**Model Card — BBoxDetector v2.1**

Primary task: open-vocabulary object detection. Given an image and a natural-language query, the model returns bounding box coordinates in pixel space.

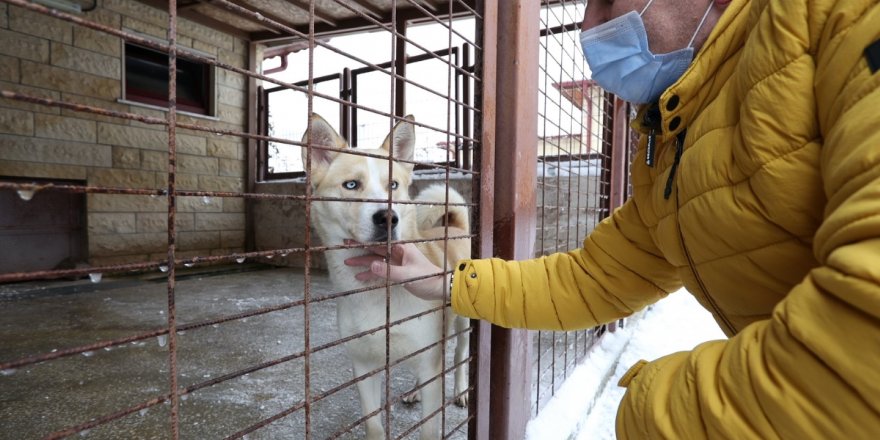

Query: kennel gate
[0,0,635,438]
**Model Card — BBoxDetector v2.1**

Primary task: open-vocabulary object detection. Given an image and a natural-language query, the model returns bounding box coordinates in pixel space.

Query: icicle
[17,189,35,201]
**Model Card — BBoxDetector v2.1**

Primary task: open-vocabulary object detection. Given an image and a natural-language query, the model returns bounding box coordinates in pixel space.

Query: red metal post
[607,96,629,333]
[489,0,540,438]
[609,96,628,212]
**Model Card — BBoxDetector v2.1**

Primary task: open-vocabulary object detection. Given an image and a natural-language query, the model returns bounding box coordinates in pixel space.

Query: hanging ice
[17,189,35,201]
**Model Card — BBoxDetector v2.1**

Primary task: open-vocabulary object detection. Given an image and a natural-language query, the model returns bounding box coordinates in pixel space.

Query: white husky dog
[301,114,470,440]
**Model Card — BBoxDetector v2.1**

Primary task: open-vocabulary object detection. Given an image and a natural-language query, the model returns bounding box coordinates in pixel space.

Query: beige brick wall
[0,2,250,268]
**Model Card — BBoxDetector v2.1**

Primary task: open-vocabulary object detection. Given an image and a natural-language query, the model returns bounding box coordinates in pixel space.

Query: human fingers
[354,268,382,282]
[391,243,425,266]
[368,259,406,282]
[344,239,394,259]
[343,254,384,268]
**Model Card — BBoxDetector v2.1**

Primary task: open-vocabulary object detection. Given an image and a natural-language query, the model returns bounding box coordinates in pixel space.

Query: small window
[124,42,214,115]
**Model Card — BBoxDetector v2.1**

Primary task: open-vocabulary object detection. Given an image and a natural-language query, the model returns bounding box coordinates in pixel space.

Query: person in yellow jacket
[346,0,880,437]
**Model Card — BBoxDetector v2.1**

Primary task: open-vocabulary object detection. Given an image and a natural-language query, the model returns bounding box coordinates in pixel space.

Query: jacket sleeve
[616,3,880,439]
[450,194,682,330]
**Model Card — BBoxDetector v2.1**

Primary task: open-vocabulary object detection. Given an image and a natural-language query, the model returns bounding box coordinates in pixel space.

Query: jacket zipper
[645,104,732,332]
[674,172,737,335]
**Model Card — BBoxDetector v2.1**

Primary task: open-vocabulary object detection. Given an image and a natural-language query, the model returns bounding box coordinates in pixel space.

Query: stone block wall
[0,1,249,267]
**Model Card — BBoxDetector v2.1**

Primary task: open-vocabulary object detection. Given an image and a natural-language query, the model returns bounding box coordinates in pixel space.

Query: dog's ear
[302,114,347,181]
[380,115,415,170]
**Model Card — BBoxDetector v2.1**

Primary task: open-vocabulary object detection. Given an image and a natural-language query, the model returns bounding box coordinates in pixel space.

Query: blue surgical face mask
[580,0,714,104]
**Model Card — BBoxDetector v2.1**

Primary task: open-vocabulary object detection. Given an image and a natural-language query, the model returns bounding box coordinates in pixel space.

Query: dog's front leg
[415,352,443,440]
[352,361,386,440]
[452,315,470,407]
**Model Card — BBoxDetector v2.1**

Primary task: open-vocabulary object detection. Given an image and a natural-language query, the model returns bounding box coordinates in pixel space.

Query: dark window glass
[125,43,211,115]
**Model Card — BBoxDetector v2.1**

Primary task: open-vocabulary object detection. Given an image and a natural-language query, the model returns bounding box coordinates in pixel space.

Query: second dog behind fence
[301,114,470,439]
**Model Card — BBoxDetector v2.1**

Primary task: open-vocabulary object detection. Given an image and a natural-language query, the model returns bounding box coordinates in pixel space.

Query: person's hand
[343,240,448,302]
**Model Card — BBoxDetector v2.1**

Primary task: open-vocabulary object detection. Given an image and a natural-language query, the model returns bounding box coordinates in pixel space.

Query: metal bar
[303,2,316,437]
[0,181,475,208]
[453,47,461,169]
[247,45,261,253]
[0,89,479,172]
[328,0,482,77]
[394,13,408,117]
[280,0,337,26]
[136,0,249,39]
[535,0,551,413]
[490,0,540,437]
[607,95,629,333]
[164,2,181,438]
[0,1,487,438]
[471,0,495,437]
[341,0,384,19]
[609,96,628,211]
[0,243,379,284]
[200,0,282,34]
[462,44,472,170]
[341,67,352,142]
[344,47,476,113]
[384,2,398,434]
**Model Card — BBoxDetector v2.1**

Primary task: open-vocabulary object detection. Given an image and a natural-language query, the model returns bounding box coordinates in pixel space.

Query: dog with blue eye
[301,114,470,440]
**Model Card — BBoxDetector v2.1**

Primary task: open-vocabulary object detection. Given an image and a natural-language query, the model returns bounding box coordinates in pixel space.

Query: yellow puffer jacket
[451,0,880,438]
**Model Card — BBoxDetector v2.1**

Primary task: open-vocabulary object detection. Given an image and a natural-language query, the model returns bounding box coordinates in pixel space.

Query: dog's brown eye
[342,180,359,190]
[390,181,399,190]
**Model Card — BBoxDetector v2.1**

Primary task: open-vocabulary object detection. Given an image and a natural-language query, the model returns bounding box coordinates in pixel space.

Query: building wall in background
[0,1,249,267]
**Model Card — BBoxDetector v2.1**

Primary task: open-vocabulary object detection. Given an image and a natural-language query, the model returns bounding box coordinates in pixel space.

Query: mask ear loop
[639,0,659,16]
[687,2,716,48]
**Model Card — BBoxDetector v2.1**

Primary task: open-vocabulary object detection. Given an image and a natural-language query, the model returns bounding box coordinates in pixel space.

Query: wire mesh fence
[530,0,633,415]
[0,0,481,439]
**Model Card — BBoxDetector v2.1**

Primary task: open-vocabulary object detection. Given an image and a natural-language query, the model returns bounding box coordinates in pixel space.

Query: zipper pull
[663,130,687,200]
[646,128,656,168]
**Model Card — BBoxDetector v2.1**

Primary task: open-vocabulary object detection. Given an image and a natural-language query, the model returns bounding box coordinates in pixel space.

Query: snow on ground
[526,290,727,440]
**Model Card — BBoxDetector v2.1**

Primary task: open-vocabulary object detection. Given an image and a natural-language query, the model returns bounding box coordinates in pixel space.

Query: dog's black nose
[372,209,399,229]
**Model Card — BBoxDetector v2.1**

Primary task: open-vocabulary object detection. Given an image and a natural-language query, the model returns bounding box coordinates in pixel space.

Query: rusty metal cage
[0,0,642,439]
[532,0,607,414]
[0,0,481,438]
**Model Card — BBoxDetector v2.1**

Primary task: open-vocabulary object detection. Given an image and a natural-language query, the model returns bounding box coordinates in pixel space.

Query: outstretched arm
[347,189,682,330]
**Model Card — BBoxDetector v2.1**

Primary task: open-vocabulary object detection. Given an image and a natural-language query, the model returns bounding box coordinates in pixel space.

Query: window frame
[260,46,475,181]
[121,37,217,118]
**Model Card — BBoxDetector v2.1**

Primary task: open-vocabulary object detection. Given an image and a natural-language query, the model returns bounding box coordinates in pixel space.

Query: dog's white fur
[302,114,470,440]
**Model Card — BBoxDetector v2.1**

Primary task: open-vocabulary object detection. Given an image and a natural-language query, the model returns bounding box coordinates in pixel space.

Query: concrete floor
[0,265,469,439]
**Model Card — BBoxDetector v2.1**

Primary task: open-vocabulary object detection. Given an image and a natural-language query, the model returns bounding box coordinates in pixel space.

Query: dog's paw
[401,389,421,404]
